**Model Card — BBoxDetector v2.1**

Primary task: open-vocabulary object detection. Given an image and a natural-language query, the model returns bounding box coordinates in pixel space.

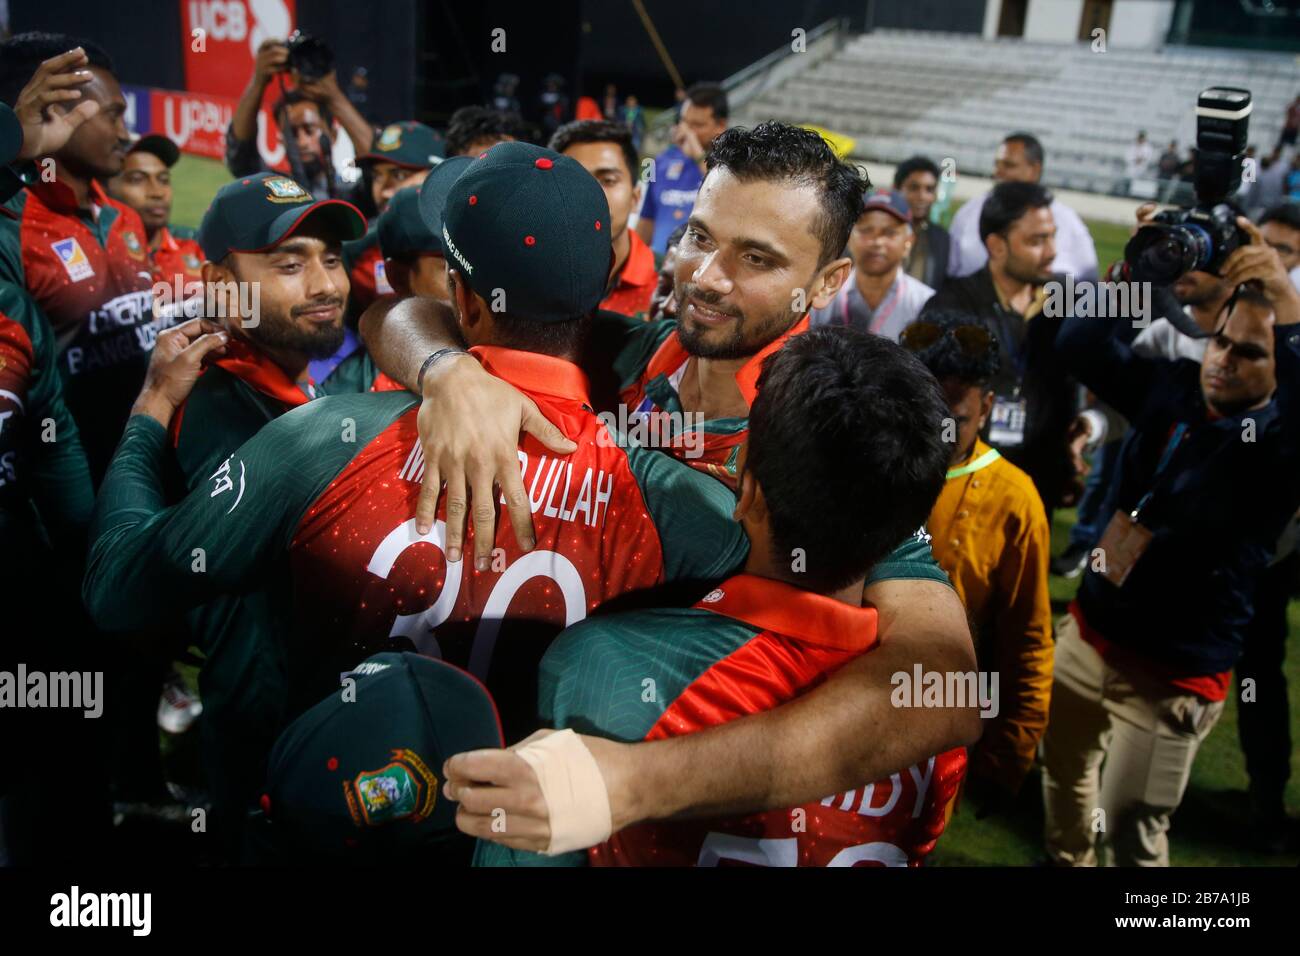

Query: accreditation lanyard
[946,446,1001,481]
[1130,423,1188,523]
[839,273,904,335]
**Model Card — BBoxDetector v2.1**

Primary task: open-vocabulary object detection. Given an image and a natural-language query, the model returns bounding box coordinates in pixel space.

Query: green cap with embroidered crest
[262,651,503,862]
[197,171,367,263]
[358,121,445,169]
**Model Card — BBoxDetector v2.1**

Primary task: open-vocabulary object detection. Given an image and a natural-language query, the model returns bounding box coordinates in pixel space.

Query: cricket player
[358,121,979,846]
[470,328,968,866]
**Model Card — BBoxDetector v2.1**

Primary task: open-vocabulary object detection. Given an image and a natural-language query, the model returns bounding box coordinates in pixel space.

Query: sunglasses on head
[900,320,994,357]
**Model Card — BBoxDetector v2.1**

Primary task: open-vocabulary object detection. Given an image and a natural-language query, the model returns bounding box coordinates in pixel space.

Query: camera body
[285,30,335,83]
[1124,87,1252,284]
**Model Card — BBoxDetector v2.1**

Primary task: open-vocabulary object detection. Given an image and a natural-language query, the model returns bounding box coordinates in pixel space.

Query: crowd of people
[0,28,1297,870]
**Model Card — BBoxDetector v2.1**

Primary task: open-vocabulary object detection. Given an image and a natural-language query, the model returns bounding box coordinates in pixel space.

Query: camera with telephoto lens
[1123,87,1252,284]
[285,31,335,83]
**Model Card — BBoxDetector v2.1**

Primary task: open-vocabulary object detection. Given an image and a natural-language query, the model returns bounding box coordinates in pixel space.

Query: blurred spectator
[648,223,688,322]
[492,73,521,115]
[948,132,1097,281]
[1124,130,1154,180]
[1045,236,1300,865]
[1278,93,1300,153]
[894,155,950,287]
[346,67,369,114]
[901,312,1053,811]
[1245,148,1288,221]
[549,120,655,318]
[810,189,933,340]
[1287,153,1300,200]
[104,134,203,293]
[444,105,521,157]
[636,81,727,256]
[538,72,569,141]
[227,38,375,201]
[574,95,603,121]
[1156,139,1180,179]
[1259,202,1300,292]
[602,83,619,120]
[925,182,1082,513]
[623,94,646,151]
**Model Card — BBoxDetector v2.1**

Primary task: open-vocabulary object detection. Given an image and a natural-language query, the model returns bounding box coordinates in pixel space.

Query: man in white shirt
[948,132,1099,281]
[1125,130,1155,181]
[809,189,934,341]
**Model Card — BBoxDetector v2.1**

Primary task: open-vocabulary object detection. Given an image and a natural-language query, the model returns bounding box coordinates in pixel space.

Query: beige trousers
[1040,614,1225,866]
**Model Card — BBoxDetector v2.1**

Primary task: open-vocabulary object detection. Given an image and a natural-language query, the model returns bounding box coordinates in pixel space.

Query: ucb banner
[180,0,297,100]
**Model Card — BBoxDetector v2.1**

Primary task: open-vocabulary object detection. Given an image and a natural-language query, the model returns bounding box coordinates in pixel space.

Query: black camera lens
[1124,223,1213,284]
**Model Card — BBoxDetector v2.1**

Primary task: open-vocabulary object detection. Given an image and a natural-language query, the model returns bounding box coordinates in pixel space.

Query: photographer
[1042,218,1300,867]
[226,36,375,201]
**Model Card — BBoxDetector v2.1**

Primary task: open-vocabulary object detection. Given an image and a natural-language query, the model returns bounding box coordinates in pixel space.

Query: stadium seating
[736,29,1300,196]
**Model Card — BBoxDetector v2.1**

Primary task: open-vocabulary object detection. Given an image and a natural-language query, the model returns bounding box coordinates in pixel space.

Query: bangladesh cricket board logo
[264,176,309,203]
[122,230,144,259]
[343,748,438,828]
[377,124,403,151]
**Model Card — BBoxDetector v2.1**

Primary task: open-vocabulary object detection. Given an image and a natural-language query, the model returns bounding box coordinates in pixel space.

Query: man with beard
[159,172,364,859]
[105,134,205,295]
[357,123,978,847]
[925,181,1081,512]
[810,188,933,341]
[227,38,374,201]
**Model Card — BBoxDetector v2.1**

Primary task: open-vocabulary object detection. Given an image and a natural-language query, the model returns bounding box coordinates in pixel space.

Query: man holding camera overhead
[225,35,375,202]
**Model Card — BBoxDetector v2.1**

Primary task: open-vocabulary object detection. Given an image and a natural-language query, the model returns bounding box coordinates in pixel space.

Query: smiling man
[105,134,205,293]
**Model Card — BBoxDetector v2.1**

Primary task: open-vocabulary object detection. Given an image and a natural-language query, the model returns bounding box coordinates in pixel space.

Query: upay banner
[123,84,290,171]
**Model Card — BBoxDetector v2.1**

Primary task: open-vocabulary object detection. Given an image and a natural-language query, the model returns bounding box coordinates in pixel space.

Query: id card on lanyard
[989,392,1028,447]
[837,274,903,336]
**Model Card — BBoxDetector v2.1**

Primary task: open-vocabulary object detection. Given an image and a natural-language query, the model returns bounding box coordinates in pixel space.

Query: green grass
[168,161,1297,866]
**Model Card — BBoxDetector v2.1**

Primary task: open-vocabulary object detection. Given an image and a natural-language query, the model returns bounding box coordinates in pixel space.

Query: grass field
[166,155,1298,866]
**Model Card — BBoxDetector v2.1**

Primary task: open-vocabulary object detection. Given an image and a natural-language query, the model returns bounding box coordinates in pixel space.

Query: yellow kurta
[928,438,1054,795]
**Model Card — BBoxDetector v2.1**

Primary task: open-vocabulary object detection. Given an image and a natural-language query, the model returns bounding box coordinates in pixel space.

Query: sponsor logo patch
[51,238,94,282]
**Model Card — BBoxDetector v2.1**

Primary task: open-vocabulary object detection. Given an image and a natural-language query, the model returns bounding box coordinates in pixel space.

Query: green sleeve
[318,347,379,395]
[83,392,416,631]
[624,443,749,582]
[865,529,952,588]
[608,315,675,392]
[0,285,92,549]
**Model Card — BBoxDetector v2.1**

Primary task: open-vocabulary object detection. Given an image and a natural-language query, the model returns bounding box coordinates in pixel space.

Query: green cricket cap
[358,121,445,169]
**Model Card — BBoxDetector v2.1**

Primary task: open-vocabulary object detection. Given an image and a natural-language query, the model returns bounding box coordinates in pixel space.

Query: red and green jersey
[0,281,93,575]
[148,225,204,292]
[613,314,812,490]
[597,229,656,319]
[1,177,157,480]
[85,346,750,736]
[479,573,966,867]
[342,223,391,317]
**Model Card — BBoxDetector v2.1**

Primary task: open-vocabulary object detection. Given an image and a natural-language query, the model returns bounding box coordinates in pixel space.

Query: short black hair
[979,181,1054,243]
[445,106,523,157]
[1003,131,1044,168]
[0,31,114,106]
[706,121,869,269]
[548,119,638,182]
[746,327,949,592]
[1259,201,1300,233]
[447,270,588,358]
[893,155,940,189]
[684,82,728,120]
[273,89,335,131]
[902,311,1001,390]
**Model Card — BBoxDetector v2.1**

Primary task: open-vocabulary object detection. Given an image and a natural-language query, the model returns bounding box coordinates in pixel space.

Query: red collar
[471,345,591,406]
[154,227,179,253]
[612,229,656,291]
[648,314,810,408]
[213,337,315,408]
[28,174,111,216]
[695,573,878,652]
